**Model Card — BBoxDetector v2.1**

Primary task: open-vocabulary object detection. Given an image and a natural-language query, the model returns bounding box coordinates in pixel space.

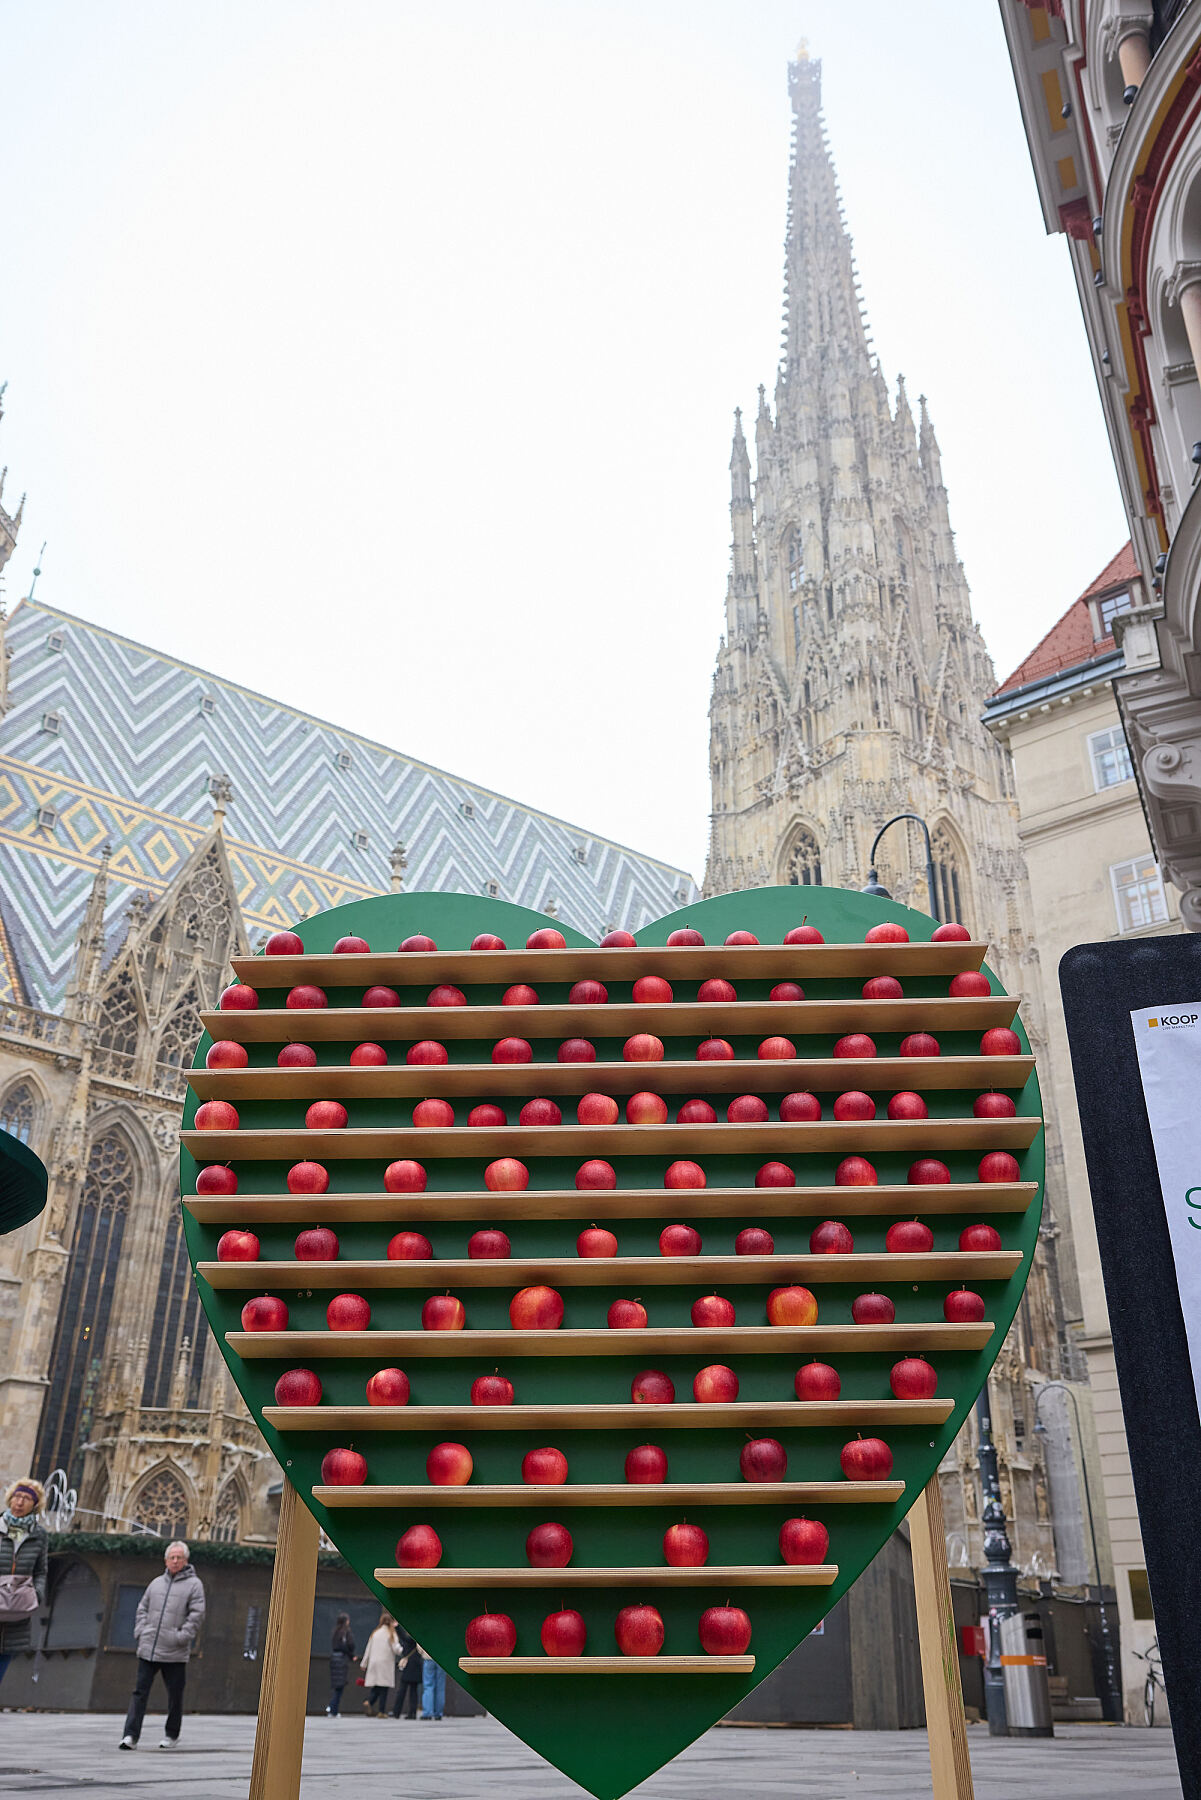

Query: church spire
[918,393,944,487]
[727,409,757,635]
[782,54,871,384]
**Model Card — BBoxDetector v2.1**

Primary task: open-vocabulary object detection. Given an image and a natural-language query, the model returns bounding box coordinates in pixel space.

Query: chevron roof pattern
[0,603,697,1012]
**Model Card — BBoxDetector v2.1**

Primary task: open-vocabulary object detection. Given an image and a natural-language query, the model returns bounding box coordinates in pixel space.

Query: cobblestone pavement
[0,1712,1183,1798]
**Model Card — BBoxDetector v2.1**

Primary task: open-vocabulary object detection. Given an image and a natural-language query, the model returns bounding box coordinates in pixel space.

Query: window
[485,880,499,898]
[353,829,369,851]
[931,827,968,929]
[573,846,588,864]
[1095,590,1132,639]
[211,1478,243,1543]
[460,801,474,819]
[1089,724,1133,790]
[36,805,58,831]
[336,750,352,771]
[785,829,822,888]
[41,711,61,734]
[787,530,804,593]
[199,694,217,716]
[47,631,64,653]
[131,1467,189,1540]
[0,1082,37,1145]
[142,1210,205,1410]
[1111,857,1168,932]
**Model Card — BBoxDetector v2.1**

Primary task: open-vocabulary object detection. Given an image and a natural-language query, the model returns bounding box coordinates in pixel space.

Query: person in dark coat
[390,1628,423,1719]
[326,1614,355,1718]
[118,1542,206,1750]
[0,1478,49,1689]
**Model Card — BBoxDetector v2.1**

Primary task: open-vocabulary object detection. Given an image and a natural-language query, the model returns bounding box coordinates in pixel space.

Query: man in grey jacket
[118,1542,206,1750]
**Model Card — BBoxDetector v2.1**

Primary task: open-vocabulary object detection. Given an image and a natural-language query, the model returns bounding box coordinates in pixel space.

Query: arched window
[131,1467,189,1540]
[142,1208,205,1410]
[932,827,968,929]
[211,1478,243,1544]
[155,983,203,1092]
[787,530,805,593]
[36,1132,134,1480]
[95,971,140,1077]
[0,1081,37,1145]
[785,829,823,888]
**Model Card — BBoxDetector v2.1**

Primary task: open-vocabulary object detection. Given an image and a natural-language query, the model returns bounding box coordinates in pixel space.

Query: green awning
[0,1129,48,1234]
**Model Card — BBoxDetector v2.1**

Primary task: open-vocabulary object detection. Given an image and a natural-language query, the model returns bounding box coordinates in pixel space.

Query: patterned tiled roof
[0,602,698,1012]
[993,544,1139,695]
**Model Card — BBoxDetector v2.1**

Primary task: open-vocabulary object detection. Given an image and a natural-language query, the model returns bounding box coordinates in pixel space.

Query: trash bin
[1000,1612,1054,1737]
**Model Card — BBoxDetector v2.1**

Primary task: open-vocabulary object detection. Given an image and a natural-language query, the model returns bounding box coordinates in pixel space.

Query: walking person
[421,1648,447,1721]
[390,1628,422,1719]
[118,1541,206,1751]
[0,1478,49,1692]
[359,1611,398,1717]
[326,1613,355,1719]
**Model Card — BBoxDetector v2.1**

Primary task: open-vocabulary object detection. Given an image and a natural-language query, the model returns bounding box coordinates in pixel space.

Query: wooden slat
[233,1321,993,1359]
[458,1654,756,1674]
[186,1054,1034,1103]
[263,1398,953,1431]
[185,1180,1039,1226]
[374,1563,837,1588]
[313,1479,905,1508]
[198,995,1018,1045]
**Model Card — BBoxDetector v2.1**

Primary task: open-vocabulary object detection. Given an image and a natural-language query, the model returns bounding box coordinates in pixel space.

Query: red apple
[865,922,908,944]
[886,1219,934,1252]
[697,977,736,1003]
[633,975,673,1003]
[900,1033,940,1058]
[464,1612,515,1655]
[624,1033,665,1062]
[502,983,539,1006]
[558,1038,597,1062]
[833,1091,875,1121]
[471,932,506,951]
[974,1092,1017,1119]
[608,1298,648,1328]
[615,1605,664,1656]
[468,1103,508,1128]
[569,978,608,1004]
[493,1037,533,1063]
[696,1038,735,1060]
[908,1159,951,1186]
[526,1521,573,1567]
[677,1098,717,1123]
[754,1162,795,1191]
[220,983,258,1010]
[932,922,971,941]
[541,1609,586,1655]
[305,1100,348,1130]
[863,976,903,1000]
[771,981,805,1001]
[274,1367,320,1405]
[944,1288,986,1321]
[217,1229,260,1262]
[422,1295,466,1330]
[413,1098,455,1127]
[950,971,991,998]
[349,1042,387,1067]
[522,1446,569,1484]
[699,1605,751,1655]
[780,1092,822,1121]
[527,927,566,949]
[296,1227,339,1260]
[981,1027,1022,1056]
[664,1522,709,1566]
[979,1151,1021,1182]
[266,930,304,955]
[576,1159,616,1190]
[407,1040,448,1065]
[333,934,371,954]
[841,1436,894,1480]
[664,1162,706,1191]
[794,1361,840,1400]
[510,1286,565,1329]
[361,984,400,1008]
[400,935,437,953]
[427,1442,473,1485]
[427,984,466,1007]
[784,924,824,944]
[887,1091,928,1120]
[735,1227,774,1255]
[632,1369,675,1403]
[810,1220,854,1254]
[667,926,705,946]
[627,1092,669,1124]
[242,1295,288,1331]
[206,1039,249,1070]
[660,1223,702,1255]
[196,1165,238,1194]
[578,1093,620,1124]
[890,1357,938,1398]
[366,1367,411,1406]
[327,1292,370,1331]
[767,1285,819,1325]
[384,1159,427,1192]
[960,1222,1003,1251]
[469,1229,512,1258]
[287,1160,329,1194]
[691,1293,736,1327]
[725,929,759,946]
[485,1158,529,1192]
[780,1517,830,1564]
[851,1292,896,1323]
[471,1372,515,1405]
[835,1157,877,1187]
[740,1437,787,1482]
[321,1447,367,1485]
[397,1524,442,1567]
[625,1444,668,1483]
[728,1094,769,1122]
[601,930,637,947]
[693,1363,739,1402]
[388,1231,433,1260]
[578,1225,618,1257]
[288,984,329,1009]
[834,1033,877,1058]
[195,1099,239,1131]
[759,1035,796,1060]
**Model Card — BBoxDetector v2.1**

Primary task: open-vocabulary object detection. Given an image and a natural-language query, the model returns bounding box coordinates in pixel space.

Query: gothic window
[95,971,140,1076]
[211,1478,243,1543]
[0,1081,36,1145]
[35,1132,134,1481]
[787,530,804,593]
[931,828,968,929]
[131,1467,189,1540]
[785,829,823,888]
[142,1207,205,1410]
[155,983,203,1089]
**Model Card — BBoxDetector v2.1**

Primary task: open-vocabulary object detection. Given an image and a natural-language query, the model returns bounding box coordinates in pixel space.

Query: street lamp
[1033,1381,1122,1722]
[976,1381,1019,1735]
[860,814,940,922]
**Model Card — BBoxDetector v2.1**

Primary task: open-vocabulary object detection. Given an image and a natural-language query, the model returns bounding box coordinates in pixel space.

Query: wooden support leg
[249,1479,320,1800]
[909,1479,975,1800]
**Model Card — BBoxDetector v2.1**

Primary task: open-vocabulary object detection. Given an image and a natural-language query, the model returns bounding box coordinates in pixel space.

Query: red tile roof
[993,543,1138,695]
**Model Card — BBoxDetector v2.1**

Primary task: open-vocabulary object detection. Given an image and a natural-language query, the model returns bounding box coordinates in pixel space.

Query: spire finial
[26,542,45,600]
[209,772,233,831]
[390,840,408,892]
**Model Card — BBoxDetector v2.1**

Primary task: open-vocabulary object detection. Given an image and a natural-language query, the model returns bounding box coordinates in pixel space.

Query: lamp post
[976,1381,1019,1735]
[1033,1381,1122,1722]
[860,814,940,922]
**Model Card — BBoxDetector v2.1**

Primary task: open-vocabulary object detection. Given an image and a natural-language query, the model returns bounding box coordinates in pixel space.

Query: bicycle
[1132,1640,1164,1726]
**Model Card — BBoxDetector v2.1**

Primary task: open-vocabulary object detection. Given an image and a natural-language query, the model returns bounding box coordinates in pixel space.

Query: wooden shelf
[458,1654,756,1674]
[182,1115,1040,1163]
[186,1053,1034,1104]
[206,1249,1020,1293]
[374,1564,837,1589]
[313,1479,906,1508]
[197,995,1019,1045]
[262,1398,953,1431]
[233,942,987,988]
[231,1320,994,1360]
[186,1180,1039,1226]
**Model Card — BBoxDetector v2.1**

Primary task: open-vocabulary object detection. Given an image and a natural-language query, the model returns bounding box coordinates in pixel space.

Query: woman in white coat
[359,1612,399,1717]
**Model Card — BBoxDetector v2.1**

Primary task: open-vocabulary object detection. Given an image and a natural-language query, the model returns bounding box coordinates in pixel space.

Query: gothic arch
[93,967,144,1078]
[778,823,823,888]
[154,979,204,1091]
[930,819,973,930]
[128,1461,193,1540]
[0,1069,50,1148]
[211,1474,246,1543]
[142,1181,206,1412]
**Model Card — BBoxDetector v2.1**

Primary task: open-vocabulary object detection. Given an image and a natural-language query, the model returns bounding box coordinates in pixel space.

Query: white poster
[1130,1003,1201,1408]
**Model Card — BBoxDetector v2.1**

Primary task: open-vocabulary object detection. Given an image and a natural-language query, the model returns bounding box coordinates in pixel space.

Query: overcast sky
[0,1,1127,881]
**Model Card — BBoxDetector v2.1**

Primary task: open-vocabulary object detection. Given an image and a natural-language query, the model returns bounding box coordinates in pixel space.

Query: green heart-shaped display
[181,885,1042,1799]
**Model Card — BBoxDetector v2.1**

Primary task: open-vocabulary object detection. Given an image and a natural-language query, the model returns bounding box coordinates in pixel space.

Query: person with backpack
[326,1613,355,1718]
[0,1478,49,1690]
